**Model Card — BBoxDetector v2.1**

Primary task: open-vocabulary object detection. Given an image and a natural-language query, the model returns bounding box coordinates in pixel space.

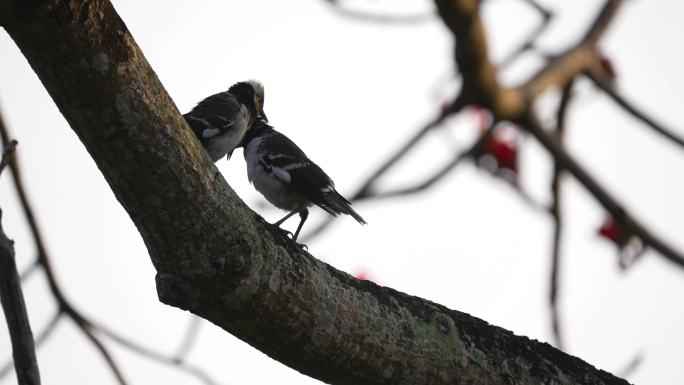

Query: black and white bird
[184,80,266,161]
[241,118,366,241]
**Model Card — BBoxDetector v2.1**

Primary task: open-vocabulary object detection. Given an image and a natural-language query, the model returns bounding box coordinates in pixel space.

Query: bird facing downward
[241,118,366,241]
[184,80,266,162]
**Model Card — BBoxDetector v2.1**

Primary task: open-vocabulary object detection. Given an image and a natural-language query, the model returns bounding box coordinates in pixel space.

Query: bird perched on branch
[184,80,266,161]
[241,118,366,241]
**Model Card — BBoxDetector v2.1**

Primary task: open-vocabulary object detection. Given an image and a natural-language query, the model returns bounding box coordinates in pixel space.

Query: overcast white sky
[1,0,684,384]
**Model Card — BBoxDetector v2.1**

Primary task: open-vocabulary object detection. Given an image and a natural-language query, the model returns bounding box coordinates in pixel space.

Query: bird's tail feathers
[323,190,367,225]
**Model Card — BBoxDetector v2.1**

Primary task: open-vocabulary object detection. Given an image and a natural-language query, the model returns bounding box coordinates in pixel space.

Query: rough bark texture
[0,0,630,384]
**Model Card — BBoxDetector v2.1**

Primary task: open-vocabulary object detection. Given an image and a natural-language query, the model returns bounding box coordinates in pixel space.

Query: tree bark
[0,1,629,384]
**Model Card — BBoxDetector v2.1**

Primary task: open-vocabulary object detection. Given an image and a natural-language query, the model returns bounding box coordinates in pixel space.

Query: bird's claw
[272,225,293,239]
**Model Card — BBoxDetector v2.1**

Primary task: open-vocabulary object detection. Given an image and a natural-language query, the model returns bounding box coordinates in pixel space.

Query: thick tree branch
[434,0,524,118]
[0,0,631,384]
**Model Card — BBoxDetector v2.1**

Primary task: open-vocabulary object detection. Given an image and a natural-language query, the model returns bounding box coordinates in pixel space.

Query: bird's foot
[271,225,293,239]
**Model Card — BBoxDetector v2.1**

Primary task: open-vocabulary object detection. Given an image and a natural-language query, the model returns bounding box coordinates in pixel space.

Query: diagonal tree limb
[586,70,684,149]
[302,100,465,240]
[0,0,630,384]
[363,139,473,201]
[520,114,684,268]
[355,98,466,200]
[92,320,219,385]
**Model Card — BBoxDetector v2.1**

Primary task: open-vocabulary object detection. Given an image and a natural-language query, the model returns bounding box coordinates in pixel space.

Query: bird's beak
[226,150,234,160]
[260,110,268,122]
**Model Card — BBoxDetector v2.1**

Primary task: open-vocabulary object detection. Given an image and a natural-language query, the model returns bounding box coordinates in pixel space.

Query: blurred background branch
[0,139,41,385]
[1,0,681,383]
[0,110,218,385]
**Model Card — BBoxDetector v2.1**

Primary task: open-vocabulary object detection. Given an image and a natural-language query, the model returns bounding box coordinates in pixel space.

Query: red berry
[599,55,617,78]
[486,134,518,174]
[598,218,622,243]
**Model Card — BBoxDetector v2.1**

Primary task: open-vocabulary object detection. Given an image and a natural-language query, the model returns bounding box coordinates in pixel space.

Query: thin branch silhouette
[324,0,434,24]
[549,80,575,350]
[0,310,60,380]
[498,0,553,69]
[520,114,684,267]
[0,139,41,385]
[0,109,218,385]
[587,70,684,149]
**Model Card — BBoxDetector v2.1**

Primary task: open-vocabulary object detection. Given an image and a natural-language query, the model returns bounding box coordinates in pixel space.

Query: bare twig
[93,321,219,385]
[367,122,492,200]
[0,311,61,380]
[498,0,553,69]
[324,0,434,24]
[75,319,128,385]
[522,0,625,102]
[0,112,128,385]
[173,315,202,362]
[356,100,465,200]
[366,145,472,201]
[1,108,212,385]
[586,71,684,149]
[302,99,465,240]
[19,260,40,282]
[520,0,550,16]
[549,80,575,350]
[0,140,17,176]
[520,114,684,268]
[616,352,643,379]
[0,137,41,385]
[0,142,42,384]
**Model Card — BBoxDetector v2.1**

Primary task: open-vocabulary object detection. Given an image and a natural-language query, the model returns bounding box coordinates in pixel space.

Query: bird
[184,80,266,162]
[241,117,366,241]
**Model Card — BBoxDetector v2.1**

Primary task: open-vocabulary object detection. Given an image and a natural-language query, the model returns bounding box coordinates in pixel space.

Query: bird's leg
[268,210,299,239]
[275,210,298,226]
[292,209,309,242]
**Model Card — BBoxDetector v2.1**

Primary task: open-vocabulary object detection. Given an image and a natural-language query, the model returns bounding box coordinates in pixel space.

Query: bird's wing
[259,133,337,208]
[259,131,367,224]
[183,93,245,139]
